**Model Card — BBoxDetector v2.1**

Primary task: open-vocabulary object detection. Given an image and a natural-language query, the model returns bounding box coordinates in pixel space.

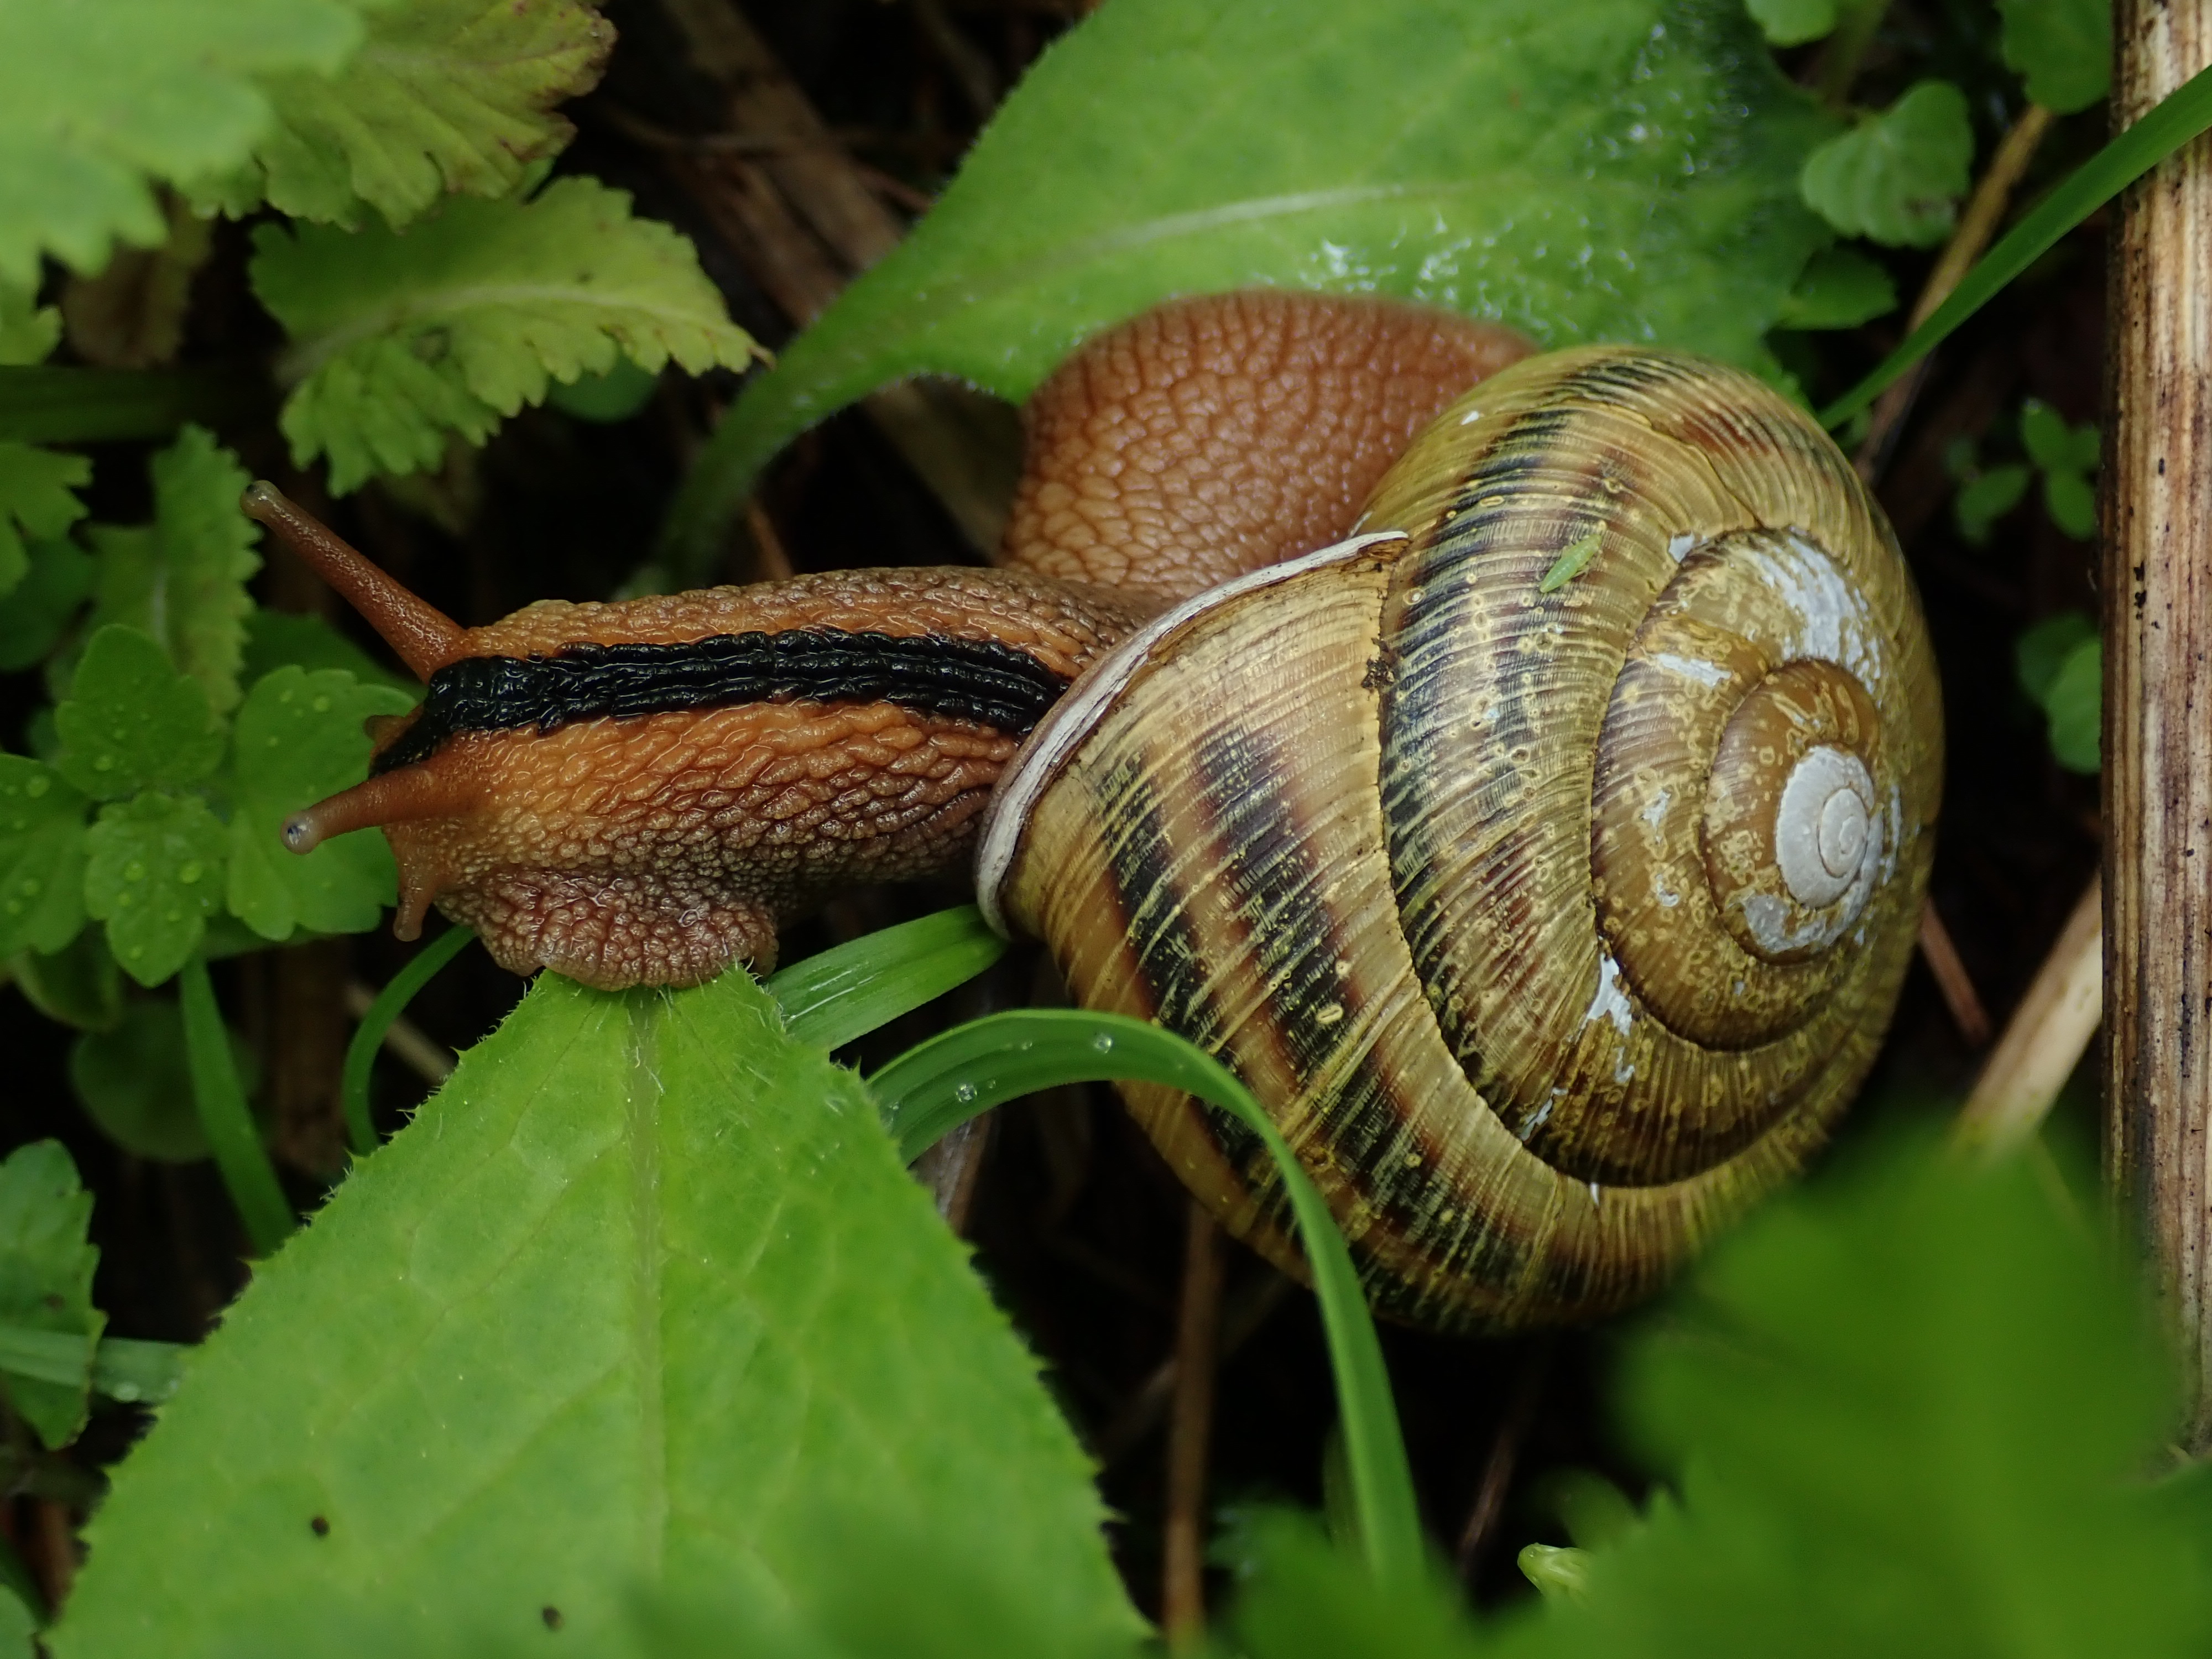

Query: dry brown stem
[1162,1203,1225,1646]
[1954,873,2101,1154]
[1918,902,1994,1048]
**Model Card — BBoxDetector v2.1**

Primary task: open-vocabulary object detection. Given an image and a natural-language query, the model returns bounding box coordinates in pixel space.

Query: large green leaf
[0,755,89,957]
[0,441,88,601]
[0,0,360,286]
[664,0,1836,572]
[0,1141,103,1451]
[51,970,1142,1657]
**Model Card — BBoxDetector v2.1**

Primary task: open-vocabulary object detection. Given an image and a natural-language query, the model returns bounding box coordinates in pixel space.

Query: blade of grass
[0,1327,183,1406]
[764,905,1006,1050]
[1820,61,2212,429]
[341,925,474,1157]
[869,1008,1424,1587]
[178,954,293,1256]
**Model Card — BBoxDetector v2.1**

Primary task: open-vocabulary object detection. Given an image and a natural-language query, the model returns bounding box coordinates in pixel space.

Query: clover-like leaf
[53,627,225,800]
[225,667,415,941]
[0,0,361,287]
[253,174,765,492]
[2000,0,2112,114]
[0,756,90,959]
[239,608,416,695]
[84,790,229,987]
[0,1141,103,1451]
[665,0,1837,571]
[1746,0,1838,45]
[1800,80,1974,248]
[0,537,96,672]
[1775,245,1898,329]
[1955,461,2031,544]
[2041,634,2101,771]
[52,970,1141,1656]
[245,0,615,231]
[0,443,90,601]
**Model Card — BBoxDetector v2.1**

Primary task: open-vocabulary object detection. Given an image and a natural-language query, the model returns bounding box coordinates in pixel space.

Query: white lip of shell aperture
[972,531,1410,940]
[1773,745,1879,914]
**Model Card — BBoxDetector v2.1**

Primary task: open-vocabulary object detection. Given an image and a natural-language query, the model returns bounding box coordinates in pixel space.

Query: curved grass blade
[0,1327,182,1406]
[869,1008,1423,1587]
[1820,61,2212,429]
[341,925,473,1157]
[764,905,1006,1051]
[178,956,291,1256]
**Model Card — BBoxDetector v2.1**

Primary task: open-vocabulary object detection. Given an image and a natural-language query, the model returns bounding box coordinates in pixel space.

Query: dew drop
[1091,1031,1115,1053]
[953,1082,977,1104]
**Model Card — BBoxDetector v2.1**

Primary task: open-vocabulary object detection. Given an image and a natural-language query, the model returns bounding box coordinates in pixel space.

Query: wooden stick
[1161,1203,1225,1647]
[2106,0,2212,1447]
[1953,874,2101,1154]
[1917,901,1994,1048]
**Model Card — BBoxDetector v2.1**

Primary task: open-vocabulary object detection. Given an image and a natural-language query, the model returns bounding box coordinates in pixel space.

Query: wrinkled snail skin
[977,345,1941,1332]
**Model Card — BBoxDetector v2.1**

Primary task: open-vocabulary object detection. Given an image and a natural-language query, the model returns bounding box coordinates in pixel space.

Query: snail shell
[976,345,1940,1331]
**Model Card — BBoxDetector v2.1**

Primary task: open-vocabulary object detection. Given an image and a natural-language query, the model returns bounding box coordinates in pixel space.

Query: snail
[249,289,1941,1331]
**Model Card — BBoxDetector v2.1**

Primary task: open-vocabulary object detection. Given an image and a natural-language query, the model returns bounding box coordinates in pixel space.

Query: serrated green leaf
[2015,609,2095,703]
[1774,244,1898,328]
[53,626,225,800]
[0,442,90,600]
[246,0,614,230]
[254,175,764,493]
[1745,0,1838,45]
[2044,635,2101,771]
[1800,80,1974,248]
[665,0,1837,572]
[240,607,418,696]
[0,281,59,367]
[2000,0,2111,114]
[0,1141,103,1451]
[0,756,89,958]
[51,969,1141,1657]
[69,997,215,1164]
[1954,461,2030,544]
[84,791,229,986]
[0,537,94,672]
[81,426,262,712]
[0,0,362,288]
[225,666,414,940]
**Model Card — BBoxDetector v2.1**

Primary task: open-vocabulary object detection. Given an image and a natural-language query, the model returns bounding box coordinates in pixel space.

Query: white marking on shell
[1640,787,1671,831]
[1582,952,1634,1036]
[1651,651,1730,687]
[1588,1181,1604,1209]
[1776,747,1875,909]
[1745,534,1885,683]
[1667,532,1699,562]
[1458,405,1485,425]
[1653,875,1681,907]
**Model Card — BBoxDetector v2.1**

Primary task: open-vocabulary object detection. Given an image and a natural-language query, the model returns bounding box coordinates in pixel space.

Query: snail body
[255,290,1939,1331]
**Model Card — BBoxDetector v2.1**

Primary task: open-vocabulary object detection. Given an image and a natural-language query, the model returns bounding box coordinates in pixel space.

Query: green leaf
[8,931,124,1032]
[1954,461,2030,544]
[0,756,89,958]
[2043,634,2101,771]
[1800,80,1974,248]
[1225,1510,1481,1659]
[2000,0,2112,114]
[2043,467,2098,540]
[547,356,658,423]
[84,791,229,987]
[0,536,95,671]
[1773,244,1898,328]
[239,607,418,696]
[50,970,1141,1657]
[180,953,294,1256]
[0,0,362,287]
[0,281,59,367]
[86,426,265,713]
[2015,610,2095,704]
[225,666,415,941]
[0,441,90,600]
[240,0,614,231]
[764,905,1007,1051]
[341,925,472,1156]
[2020,397,2073,469]
[0,1583,32,1653]
[253,175,765,493]
[53,626,225,800]
[664,0,1837,573]
[1745,0,1837,44]
[69,997,216,1164]
[1490,1138,2201,1659]
[0,1141,103,1451]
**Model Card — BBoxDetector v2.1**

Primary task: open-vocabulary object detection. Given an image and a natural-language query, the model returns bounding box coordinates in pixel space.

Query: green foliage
[8,931,123,1032]
[239,0,614,230]
[254,174,765,492]
[225,667,413,940]
[0,0,361,286]
[2017,612,2101,773]
[1745,0,1837,47]
[2020,397,2101,539]
[0,1141,102,1451]
[666,0,1838,571]
[1953,460,2032,543]
[69,997,217,1163]
[1800,80,1974,247]
[1223,1510,1480,1659]
[2000,0,2112,114]
[0,538,95,672]
[51,971,1142,1657]
[0,442,90,600]
[0,281,60,366]
[239,607,415,696]
[0,756,89,957]
[53,627,225,800]
[764,905,1007,1050]
[1775,245,1897,328]
[86,426,263,712]
[84,790,229,987]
